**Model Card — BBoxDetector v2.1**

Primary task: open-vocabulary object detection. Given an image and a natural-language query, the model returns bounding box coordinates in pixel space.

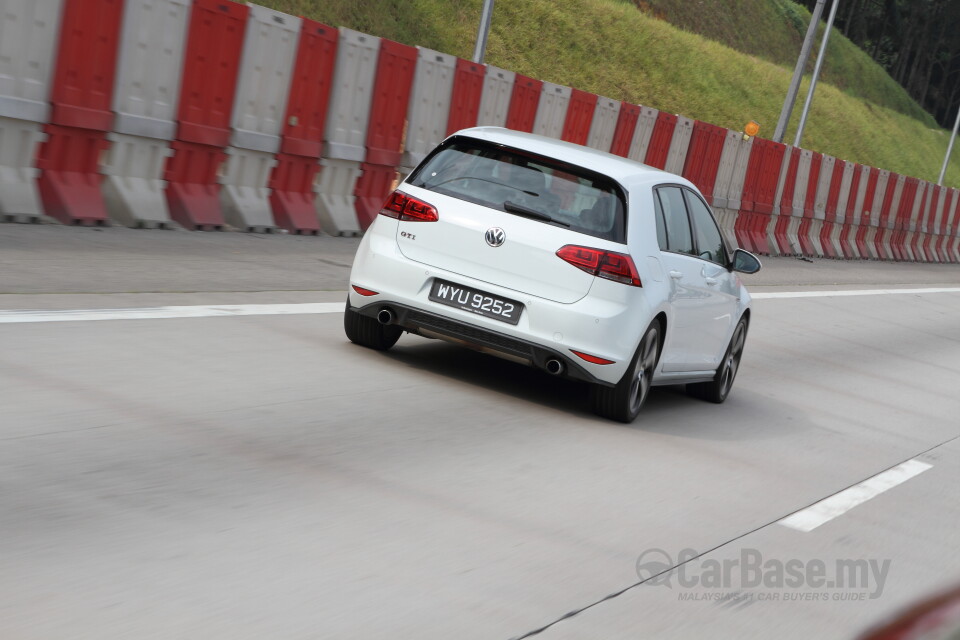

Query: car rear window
[407,137,627,243]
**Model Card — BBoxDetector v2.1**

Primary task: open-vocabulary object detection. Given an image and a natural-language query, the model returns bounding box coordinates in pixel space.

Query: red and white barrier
[863,169,890,259]
[853,167,877,258]
[736,138,784,255]
[874,173,902,260]
[683,121,727,206]
[828,160,854,257]
[356,40,417,229]
[219,5,300,233]
[626,106,659,165]
[806,154,833,257]
[316,28,379,236]
[681,120,731,244]
[644,111,677,170]
[938,189,959,262]
[609,102,640,158]
[801,152,822,256]
[933,188,953,262]
[840,163,869,258]
[102,0,190,229]
[759,141,788,255]
[948,190,960,262]
[586,97,620,152]
[560,88,597,146]
[818,156,844,257]
[446,58,485,135]
[892,177,917,261]
[476,65,515,128]
[3,0,959,262]
[784,149,812,255]
[903,180,924,261]
[37,0,124,227]
[664,116,693,176]
[165,0,248,231]
[771,147,799,254]
[533,82,571,140]
[505,74,541,133]
[402,47,455,171]
[0,0,63,223]
[269,19,338,235]
[913,182,929,261]
[921,185,945,262]
[713,130,751,250]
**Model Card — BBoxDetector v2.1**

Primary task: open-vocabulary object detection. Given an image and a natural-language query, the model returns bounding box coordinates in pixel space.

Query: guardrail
[0,0,957,261]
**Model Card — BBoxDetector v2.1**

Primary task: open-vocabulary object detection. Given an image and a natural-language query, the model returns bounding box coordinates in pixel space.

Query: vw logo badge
[485,227,506,247]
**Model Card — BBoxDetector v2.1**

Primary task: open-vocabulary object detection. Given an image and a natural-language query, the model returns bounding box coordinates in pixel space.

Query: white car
[345,127,761,422]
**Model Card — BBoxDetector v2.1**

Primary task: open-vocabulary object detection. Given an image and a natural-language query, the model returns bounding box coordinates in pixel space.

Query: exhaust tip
[377,308,395,325]
[545,358,565,376]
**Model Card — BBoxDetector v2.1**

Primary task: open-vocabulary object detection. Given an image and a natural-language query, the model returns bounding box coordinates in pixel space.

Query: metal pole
[794,0,840,147]
[472,0,495,64]
[773,0,826,143]
[938,102,960,185]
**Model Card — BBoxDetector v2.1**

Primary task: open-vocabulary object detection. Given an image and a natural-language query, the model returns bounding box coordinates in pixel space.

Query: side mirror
[731,248,762,274]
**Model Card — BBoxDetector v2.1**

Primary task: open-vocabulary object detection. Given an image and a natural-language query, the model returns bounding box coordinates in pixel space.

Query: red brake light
[570,350,616,365]
[352,285,379,296]
[556,245,642,287]
[380,190,438,222]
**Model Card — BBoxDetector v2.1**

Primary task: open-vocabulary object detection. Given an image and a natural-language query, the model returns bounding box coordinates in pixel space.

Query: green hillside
[637,0,933,124]
[267,0,960,186]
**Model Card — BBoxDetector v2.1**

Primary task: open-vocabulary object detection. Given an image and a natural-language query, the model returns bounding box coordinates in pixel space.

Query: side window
[655,186,694,255]
[684,190,728,265]
[653,191,668,250]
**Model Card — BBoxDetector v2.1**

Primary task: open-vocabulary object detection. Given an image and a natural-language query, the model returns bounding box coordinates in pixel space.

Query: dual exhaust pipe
[378,305,566,377]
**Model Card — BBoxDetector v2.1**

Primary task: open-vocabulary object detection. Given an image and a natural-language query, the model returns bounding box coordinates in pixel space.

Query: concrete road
[2,225,959,639]
[5,223,960,295]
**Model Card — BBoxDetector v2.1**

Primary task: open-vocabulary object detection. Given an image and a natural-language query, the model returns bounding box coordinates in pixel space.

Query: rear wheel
[343,299,402,350]
[590,321,661,423]
[687,316,747,403]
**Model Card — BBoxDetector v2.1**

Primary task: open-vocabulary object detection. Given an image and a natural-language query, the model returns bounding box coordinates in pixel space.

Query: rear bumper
[348,216,659,385]
[352,300,615,387]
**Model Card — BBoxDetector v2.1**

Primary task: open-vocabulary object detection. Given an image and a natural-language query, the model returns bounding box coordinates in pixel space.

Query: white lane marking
[0,303,344,324]
[778,459,933,532]
[752,287,960,299]
[2,286,959,324]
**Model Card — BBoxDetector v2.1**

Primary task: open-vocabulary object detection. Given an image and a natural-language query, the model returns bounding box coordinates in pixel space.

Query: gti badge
[485,227,506,247]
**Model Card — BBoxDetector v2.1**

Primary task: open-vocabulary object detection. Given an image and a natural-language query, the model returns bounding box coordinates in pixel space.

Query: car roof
[449,126,677,188]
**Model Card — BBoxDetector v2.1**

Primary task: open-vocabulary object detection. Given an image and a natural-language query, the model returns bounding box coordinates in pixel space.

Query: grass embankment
[266,0,960,186]
[640,0,932,124]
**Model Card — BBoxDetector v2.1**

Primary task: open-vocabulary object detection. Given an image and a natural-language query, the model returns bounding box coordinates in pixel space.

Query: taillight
[570,350,616,365]
[556,245,642,287]
[352,285,379,296]
[380,190,439,222]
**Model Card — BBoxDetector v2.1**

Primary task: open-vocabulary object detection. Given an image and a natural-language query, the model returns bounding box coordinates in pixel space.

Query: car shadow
[383,337,592,414]
[376,334,811,442]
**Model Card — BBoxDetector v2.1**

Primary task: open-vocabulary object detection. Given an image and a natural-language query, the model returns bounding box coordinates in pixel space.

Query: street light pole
[938,102,960,186]
[773,0,826,143]
[472,0,495,64]
[794,0,840,147]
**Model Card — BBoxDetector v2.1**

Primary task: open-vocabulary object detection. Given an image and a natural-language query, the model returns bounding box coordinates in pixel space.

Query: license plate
[429,279,523,325]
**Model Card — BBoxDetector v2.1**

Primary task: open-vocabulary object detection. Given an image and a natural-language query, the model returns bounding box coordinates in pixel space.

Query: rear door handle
[704,277,718,286]
[669,270,683,280]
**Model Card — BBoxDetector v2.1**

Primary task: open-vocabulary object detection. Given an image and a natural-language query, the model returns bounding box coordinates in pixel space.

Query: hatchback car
[344,127,761,422]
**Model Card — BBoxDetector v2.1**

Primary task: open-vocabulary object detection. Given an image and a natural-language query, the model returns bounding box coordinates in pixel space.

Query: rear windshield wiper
[503,201,570,226]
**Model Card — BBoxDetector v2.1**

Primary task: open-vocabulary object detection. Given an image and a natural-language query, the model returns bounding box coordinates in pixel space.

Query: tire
[687,316,748,404]
[590,320,661,423]
[343,299,402,351]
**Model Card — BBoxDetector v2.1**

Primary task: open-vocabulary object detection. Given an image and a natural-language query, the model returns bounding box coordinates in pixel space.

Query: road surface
[2,224,959,639]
